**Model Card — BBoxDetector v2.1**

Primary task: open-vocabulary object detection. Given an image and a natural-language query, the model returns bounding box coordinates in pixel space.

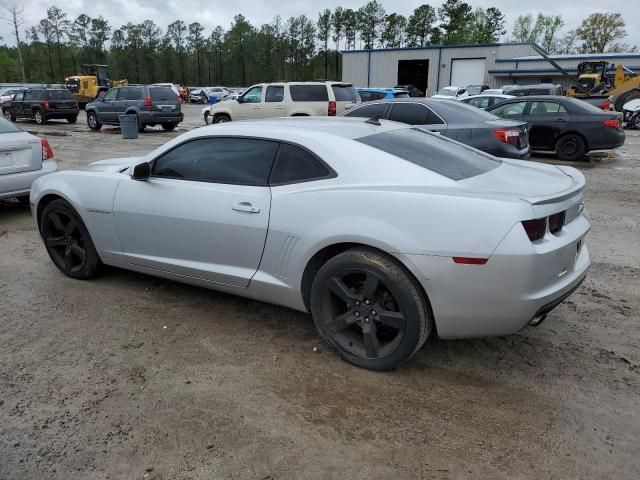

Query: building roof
[341,41,530,54]
[496,52,640,63]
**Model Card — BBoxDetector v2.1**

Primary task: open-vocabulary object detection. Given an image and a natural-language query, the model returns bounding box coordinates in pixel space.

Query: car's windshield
[0,116,20,134]
[466,85,483,95]
[356,127,501,181]
[436,88,456,96]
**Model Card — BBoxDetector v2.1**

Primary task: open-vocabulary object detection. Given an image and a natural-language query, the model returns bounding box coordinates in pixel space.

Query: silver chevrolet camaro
[30,117,590,370]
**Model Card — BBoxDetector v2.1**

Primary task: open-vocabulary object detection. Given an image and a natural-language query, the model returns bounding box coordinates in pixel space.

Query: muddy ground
[1,105,639,479]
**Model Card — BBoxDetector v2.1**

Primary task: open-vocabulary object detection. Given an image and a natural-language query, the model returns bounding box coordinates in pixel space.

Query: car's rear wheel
[41,199,101,279]
[632,112,640,130]
[555,134,586,161]
[162,123,176,131]
[67,115,78,124]
[34,110,46,125]
[310,248,432,370]
[3,108,15,122]
[214,114,230,123]
[87,111,101,130]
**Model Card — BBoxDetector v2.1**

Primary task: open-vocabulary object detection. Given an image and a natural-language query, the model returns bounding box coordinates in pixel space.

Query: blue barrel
[119,114,139,139]
[208,96,217,105]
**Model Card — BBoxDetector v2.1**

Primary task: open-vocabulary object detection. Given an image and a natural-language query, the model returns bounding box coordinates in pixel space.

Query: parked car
[0,116,57,202]
[432,86,469,100]
[30,117,590,370]
[0,87,27,103]
[487,96,625,161]
[394,84,424,97]
[85,85,183,132]
[205,87,230,101]
[2,88,79,125]
[508,84,563,97]
[466,85,489,95]
[342,98,530,159]
[357,88,409,102]
[461,94,515,110]
[188,89,209,104]
[202,81,360,124]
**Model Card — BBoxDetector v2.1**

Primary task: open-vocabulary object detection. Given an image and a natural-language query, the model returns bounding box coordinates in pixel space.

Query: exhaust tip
[529,314,547,327]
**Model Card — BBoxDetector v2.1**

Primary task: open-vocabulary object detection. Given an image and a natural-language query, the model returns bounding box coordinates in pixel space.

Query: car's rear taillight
[492,129,520,145]
[548,211,565,234]
[43,100,50,110]
[600,99,611,110]
[522,218,546,241]
[328,100,336,116]
[603,118,620,128]
[41,138,54,161]
[144,96,152,107]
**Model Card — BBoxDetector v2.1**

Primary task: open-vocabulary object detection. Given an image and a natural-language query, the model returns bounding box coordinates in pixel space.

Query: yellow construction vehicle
[65,64,128,106]
[567,61,640,109]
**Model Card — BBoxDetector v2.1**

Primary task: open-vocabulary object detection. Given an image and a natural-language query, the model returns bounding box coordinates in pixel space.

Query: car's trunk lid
[0,132,41,175]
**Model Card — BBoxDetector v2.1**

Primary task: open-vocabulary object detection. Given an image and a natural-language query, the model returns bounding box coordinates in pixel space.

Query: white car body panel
[30,118,590,337]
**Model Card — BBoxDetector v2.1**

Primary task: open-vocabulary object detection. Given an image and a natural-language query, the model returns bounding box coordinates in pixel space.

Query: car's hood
[78,157,145,173]
[460,159,583,204]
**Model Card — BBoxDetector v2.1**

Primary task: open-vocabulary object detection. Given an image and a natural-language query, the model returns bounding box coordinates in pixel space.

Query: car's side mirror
[236,96,243,104]
[132,162,150,180]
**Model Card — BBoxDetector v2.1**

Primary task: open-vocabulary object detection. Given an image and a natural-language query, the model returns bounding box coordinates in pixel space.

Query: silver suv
[202,81,360,124]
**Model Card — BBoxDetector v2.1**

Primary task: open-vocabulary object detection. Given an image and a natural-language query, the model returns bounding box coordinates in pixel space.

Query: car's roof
[465,94,514,99]
[439,86,460,90]
[357,87,407,92]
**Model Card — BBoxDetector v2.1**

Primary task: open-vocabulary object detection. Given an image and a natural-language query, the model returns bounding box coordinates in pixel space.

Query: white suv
[202,81,360,124]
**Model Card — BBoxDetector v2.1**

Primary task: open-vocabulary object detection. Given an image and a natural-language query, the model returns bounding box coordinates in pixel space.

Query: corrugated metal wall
[342,43,537,96]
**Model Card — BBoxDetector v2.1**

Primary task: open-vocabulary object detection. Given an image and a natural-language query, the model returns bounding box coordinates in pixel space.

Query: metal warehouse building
[341,42,640,95]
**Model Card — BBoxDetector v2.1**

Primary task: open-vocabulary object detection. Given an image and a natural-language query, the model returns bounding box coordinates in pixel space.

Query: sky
[1,0,639,50]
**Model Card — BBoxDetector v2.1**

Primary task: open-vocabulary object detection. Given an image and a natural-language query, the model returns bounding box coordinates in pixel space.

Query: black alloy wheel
[311,249,432,370]
[555,134,586,161]
[41,199,101,279]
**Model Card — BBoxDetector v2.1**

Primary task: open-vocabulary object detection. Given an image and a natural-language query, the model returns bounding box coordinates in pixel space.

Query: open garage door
[450,58,487,87]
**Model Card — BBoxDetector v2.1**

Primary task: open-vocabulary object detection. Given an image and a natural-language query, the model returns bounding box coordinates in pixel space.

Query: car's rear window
[150,87,177,102]
[48,90,75,100]
[356,128,501,181]
[0,117,20,133]
[290,85,329,102]
[331,84,359,102]
[394,92,410,98]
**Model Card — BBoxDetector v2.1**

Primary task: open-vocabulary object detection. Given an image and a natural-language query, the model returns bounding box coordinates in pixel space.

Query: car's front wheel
[162,123,176,131]
[213,114,231,123]
[555,134,586,161]
[310,248,432,370]
[3,108,15,122]
[40,199,102,279]
[87,111,101,130]
[67,115,78,124]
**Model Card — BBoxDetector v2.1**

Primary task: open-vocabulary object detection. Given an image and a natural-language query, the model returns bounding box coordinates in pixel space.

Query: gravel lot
[1,104,639,479]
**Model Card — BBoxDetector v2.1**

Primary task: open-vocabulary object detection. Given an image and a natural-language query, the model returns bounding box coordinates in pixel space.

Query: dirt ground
[1,105,639,480]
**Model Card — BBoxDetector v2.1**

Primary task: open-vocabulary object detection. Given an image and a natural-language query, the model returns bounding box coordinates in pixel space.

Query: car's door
[261,85,285,118]
[100,88,120,123]
[235,86,263,120]
[11,91,25,117]
[113,136,279,287]
[119,86,144,113]
[388,103,447,134]
[524,100,570,150]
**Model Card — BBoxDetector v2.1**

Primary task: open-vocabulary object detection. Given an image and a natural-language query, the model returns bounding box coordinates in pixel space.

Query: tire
[631,112,640,130]
[310,248,433,370]
[40,199,101,279]
[203,112,210,125]
[555,134,586,161]
[87,111,101,130]
[162,123,176,131]
[34,110,46,125]
[3,108,15,122]
[136,115,145,132]
[67,115,78,124]
[614,90,640,112]
[213,114,231,124]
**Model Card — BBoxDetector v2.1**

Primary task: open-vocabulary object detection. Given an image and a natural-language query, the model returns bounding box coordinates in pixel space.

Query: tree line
[0,1,636,87]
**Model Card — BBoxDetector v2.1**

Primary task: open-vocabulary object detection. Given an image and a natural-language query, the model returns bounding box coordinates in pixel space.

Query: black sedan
[342,98,530,159]
[487,96,625,161]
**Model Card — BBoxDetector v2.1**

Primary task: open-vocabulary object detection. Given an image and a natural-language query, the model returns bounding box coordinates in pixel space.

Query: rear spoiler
[524,166,585,205]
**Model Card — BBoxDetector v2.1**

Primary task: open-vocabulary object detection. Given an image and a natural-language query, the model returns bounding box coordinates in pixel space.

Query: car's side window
[103,89,118,101]
[424,107,445,125]
[492,101,527,117]
[242,86,263,104]
[14,92,24,102]
[270,143,332,185]
[123,87,144,101]
[529,101,569,115]
[359,91,373,102]
[343,102,387,118]
[469,97,490,109]
[265,86,284,103]
[22,91,31,101]
[389,103,429,125]
[152,137,279,186]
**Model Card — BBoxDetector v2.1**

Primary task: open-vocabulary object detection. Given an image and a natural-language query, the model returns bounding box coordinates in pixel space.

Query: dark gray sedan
[342,98,530,159]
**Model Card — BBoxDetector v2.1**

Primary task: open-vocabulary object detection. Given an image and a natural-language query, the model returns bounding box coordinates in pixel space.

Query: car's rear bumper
[398,212,591,339]
[0,158,58,200]
[587,128,625,150]
[45,109,79,118]
[139,112,184,124]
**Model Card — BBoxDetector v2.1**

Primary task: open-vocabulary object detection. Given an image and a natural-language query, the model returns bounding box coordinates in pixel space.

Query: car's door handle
[232,202,260,213]
[276,106,284,109]
[252,106,260,110]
